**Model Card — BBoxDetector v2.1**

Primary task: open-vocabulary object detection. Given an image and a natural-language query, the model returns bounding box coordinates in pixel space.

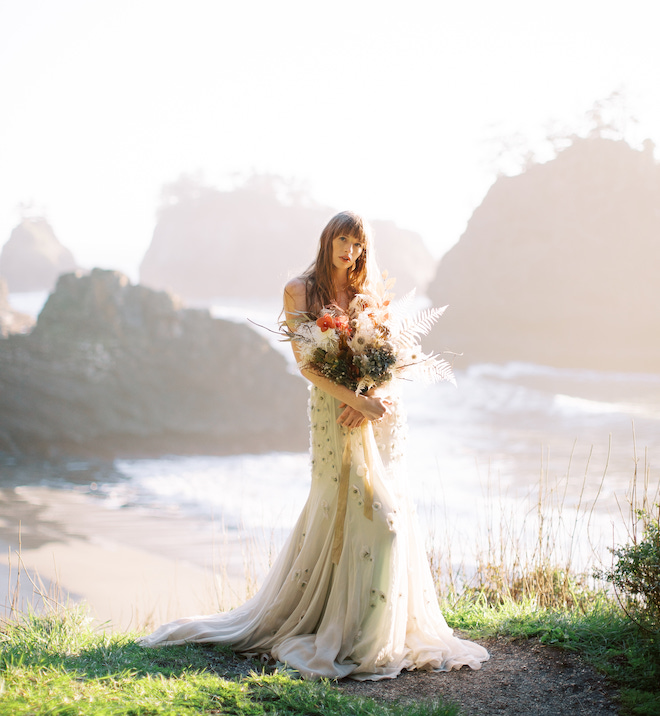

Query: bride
[140,211,489,680]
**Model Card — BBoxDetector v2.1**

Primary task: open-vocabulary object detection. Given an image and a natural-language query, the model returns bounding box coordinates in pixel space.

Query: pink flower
[334,315,349,332]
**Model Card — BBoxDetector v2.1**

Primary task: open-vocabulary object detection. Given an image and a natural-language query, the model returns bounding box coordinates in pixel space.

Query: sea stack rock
[371,220,436,297]
[139,179,435,302]
[0,218,78,292]
[428,137,660,372]
[0,269,308,457]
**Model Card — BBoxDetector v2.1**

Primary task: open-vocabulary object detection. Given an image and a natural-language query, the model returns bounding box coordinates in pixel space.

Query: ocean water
[93,363,658,571]
[5,292,660,579]
[2,360,656,582]
[6,290,49,318]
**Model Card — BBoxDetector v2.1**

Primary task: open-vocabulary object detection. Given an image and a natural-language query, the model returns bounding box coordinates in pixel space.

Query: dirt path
[337,637,620,715]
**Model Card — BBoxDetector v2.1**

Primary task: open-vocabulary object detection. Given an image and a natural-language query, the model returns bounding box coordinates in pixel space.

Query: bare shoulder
[284,277,307,307]
[284,277,307,299]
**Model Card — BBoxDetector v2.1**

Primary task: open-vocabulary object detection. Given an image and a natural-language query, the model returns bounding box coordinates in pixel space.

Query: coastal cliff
[0,269,308,457]
[428,137,660,372]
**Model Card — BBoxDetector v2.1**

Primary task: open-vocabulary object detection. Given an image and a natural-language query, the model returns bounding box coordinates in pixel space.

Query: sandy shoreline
[0,486,267,632]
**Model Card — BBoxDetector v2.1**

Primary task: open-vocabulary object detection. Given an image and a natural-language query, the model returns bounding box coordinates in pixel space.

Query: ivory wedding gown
[140,384,489,680]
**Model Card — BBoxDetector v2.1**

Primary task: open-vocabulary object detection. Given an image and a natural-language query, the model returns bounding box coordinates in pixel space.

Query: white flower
[294,322,338,364]
[393,343,425,370]
[351,307,378,336]
[348,330,371,355]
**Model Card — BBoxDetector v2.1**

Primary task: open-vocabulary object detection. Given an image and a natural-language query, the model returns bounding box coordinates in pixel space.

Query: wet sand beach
[0,486,257,631]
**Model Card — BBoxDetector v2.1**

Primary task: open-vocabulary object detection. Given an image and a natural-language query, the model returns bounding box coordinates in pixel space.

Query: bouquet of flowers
[287,277,456,394]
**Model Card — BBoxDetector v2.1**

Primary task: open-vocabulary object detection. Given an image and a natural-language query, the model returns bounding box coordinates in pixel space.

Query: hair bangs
[324,212,370,248]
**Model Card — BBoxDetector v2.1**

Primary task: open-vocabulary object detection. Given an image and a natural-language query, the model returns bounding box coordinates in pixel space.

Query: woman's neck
[332,273,352,310]
[332,268,349,292]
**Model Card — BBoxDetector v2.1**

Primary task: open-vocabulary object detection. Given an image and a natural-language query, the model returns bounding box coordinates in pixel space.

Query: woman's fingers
[337,397,393,427]
[337,404,366,427]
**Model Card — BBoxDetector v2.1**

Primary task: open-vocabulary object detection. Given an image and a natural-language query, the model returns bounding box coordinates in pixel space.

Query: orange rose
[316,314,336,332]
[334,315,349,332]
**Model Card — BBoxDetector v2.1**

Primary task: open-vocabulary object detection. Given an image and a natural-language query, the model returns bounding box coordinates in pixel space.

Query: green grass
[0,607,458,716]
[2,591,660,716]
[441,591,660,716]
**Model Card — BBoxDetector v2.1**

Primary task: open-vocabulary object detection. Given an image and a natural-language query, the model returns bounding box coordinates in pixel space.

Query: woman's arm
[283,279,389,424]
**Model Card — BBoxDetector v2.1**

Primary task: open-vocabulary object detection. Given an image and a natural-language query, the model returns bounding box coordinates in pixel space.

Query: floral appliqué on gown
[139,384,489,680]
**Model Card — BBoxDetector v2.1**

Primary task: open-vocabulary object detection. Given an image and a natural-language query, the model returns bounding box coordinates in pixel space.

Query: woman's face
[331,234,364,273]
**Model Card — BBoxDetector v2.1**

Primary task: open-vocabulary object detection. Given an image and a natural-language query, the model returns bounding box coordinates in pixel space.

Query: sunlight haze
[1,0,659,278]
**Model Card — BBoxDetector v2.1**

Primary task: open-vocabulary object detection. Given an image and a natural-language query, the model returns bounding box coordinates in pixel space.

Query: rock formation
[139,177,435,302]
[0,218,77,292]
[370,220,436,299]
[0,277,34,337]
[0,269,308,458]
[427,137,660,372]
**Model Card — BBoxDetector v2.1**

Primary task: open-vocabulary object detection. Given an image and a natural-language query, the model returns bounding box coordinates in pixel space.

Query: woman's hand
[336,403,367,428]
[337,390,392,428]
[356,394,391,423]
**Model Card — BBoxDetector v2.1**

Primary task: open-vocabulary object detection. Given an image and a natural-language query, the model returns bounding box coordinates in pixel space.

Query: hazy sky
[1,0,659,280]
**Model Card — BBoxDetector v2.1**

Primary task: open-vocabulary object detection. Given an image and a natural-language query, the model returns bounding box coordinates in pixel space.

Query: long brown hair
[302,211,375,315]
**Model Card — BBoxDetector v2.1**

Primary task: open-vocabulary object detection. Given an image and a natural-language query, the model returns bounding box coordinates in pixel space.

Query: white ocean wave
[466,361,660,383]
[554,393,660,420]
[112,453,309,529]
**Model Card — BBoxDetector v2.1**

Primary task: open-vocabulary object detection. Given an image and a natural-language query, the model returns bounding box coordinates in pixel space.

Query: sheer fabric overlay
[139,384,489,680]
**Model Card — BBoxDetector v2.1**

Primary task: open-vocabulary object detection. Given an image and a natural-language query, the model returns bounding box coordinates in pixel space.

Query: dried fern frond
[400,354,456,386]
[356,375,377,395]
[389,289,417,325]
[395,306,448,348]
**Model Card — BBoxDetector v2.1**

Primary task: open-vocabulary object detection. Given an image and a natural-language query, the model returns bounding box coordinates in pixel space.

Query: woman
[140,211,489,680]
